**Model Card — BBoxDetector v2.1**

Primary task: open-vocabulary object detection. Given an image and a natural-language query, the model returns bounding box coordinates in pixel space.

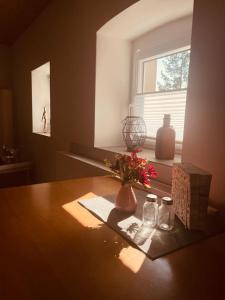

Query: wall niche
[31,62,51,137]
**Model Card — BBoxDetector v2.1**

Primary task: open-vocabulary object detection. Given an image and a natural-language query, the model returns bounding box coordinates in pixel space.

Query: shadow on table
[61,188,225,299]
[79,191,225,260]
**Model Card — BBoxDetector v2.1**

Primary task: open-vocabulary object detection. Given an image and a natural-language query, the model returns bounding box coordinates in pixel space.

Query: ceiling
[99,0,194,40]
[0,0,52,45]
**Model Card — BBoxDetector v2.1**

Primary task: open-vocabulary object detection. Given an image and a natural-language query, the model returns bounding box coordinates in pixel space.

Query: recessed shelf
[31,62,51,137]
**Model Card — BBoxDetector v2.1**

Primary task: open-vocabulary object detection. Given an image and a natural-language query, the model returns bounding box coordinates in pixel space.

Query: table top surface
[0,176,224,300]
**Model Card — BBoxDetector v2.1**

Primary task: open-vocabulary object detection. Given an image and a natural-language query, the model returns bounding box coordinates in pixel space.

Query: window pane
[156,50,190,91]
[134,90,186,142]
[141,49,190,93]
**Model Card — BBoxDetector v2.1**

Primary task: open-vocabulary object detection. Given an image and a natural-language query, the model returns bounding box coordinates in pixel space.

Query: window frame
[136,45,190,95]
[133,45,191,150]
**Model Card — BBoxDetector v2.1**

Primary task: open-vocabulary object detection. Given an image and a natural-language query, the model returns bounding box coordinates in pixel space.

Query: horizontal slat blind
[133,90,187,142]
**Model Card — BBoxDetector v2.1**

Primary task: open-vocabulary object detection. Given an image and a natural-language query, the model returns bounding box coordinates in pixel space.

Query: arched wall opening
[94,0,194,149]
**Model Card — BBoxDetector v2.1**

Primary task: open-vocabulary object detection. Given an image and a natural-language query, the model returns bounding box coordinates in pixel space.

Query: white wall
[182,0,225,208]
[0,45,11,89]
[95,34,131,147]
[99,0,193,40]
[0,89,13,146]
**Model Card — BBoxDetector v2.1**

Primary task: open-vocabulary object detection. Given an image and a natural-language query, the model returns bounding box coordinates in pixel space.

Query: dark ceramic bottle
[155,114,175,160]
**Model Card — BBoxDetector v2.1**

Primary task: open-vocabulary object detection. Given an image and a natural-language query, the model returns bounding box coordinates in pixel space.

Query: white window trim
[132,46,191,153]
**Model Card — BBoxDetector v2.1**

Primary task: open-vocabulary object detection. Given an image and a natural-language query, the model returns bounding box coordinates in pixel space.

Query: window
[31,62,51,137]
[134,47,190,142]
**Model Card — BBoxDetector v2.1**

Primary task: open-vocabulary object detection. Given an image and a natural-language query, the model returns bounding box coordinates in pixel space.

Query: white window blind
[133,89,187,142]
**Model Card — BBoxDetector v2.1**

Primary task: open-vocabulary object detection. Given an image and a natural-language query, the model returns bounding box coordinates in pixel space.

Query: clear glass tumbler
[142,194,158,228]
[158,196,175,231]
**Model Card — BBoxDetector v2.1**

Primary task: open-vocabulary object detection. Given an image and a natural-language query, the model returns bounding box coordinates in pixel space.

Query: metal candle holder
[122,105,146,152]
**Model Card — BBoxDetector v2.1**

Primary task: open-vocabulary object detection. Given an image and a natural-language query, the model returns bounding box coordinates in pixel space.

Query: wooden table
[0,176,224,299]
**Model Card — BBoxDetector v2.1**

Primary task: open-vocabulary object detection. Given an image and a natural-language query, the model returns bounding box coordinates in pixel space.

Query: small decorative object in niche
[41,106,47,133]
[155,114,175,160]
[122,105,146,152]
[104,151,157,213]
[172,163,212,230]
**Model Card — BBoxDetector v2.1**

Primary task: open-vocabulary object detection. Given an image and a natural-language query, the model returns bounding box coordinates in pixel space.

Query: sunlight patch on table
[62,192,103,228]
[119,246,146,273]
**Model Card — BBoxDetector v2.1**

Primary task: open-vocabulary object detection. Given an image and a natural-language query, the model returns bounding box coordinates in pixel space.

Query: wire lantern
[122,115,146,152]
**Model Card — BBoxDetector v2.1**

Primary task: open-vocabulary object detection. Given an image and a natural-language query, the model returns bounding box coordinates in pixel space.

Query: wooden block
[172,163,212,230]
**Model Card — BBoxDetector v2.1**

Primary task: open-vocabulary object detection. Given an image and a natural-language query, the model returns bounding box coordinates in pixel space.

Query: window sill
[144,137,182,155]
[70,142,180,186]
[98,146,181,167]
[32,132,51,137]
[57,151,171,195]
